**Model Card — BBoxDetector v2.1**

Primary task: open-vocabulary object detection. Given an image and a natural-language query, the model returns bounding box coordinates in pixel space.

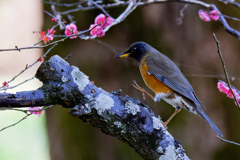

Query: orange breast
[139,61,174,94]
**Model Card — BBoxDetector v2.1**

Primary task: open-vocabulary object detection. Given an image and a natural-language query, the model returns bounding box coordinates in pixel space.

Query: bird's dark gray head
[114,42,152,62]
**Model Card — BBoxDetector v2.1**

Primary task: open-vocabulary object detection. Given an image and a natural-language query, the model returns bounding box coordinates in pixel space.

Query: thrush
[115,41,222,137]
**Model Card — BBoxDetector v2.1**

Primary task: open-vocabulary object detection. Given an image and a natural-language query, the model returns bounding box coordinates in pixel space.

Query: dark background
[43,1,240,160]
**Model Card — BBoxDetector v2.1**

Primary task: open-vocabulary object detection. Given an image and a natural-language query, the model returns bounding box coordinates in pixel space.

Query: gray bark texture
[0,55,190,160]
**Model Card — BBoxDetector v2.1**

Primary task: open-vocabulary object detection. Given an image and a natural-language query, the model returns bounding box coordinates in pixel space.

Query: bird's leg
[163,106,181,126]
[132,80,154,103]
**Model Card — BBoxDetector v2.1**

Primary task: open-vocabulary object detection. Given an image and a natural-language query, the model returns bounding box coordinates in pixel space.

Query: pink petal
[198,10,211,22]
[29,107,45,117]
[90,24,98,36]
[105,16,114,27]
[94,14,106,27]
[47,29,56,36]
[210,10,220,21]
[65,23,78,37]
[89,25,105,37]
[96,28,105,37]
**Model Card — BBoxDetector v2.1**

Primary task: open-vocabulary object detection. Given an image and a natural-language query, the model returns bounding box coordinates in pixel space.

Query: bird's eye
[131,47,137,52]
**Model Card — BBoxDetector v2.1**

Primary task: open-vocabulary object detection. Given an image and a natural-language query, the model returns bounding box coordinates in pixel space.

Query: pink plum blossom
[29,107,45,117]
[217,81,240,106]
[47,29,56,36]
[39,29,56,44]
[89,24,105,37]
[94,14,114,28]
[65,23,78,39]
[42,35,53,44]
[39,31,46,39]
[217,81,229,93]
[226,88,239,99]
[105,16,114,27]
[94,14,106,27]
[90,14,114,37]
[198,10,211,22]
[210,10,220,21]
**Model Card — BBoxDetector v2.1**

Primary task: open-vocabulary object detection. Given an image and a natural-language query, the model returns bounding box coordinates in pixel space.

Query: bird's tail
[196,106,223,137]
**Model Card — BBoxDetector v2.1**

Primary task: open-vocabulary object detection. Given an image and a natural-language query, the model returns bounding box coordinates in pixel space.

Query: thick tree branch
[0,55,189,160]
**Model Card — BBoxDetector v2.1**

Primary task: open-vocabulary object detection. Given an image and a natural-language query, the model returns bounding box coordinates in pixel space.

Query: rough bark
[0,55,189,160]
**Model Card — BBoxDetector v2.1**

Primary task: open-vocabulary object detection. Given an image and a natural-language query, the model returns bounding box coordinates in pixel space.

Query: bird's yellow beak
[114,52,130,58]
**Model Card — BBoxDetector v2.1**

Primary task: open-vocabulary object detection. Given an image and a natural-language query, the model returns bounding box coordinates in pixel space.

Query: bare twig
[0,105,52,132]
[185,74,239,81]
[217,135,240,146]
[43,43,57,58]
[213,33,240,109]
[42,1,87,7]
[0,113,32,132]
[219,0,240,9]
[0,43,57,91]
[0,32,72,52]
[64,54,72,60]
[59,0,210,15]
[210,5,240,40]
[176,4,189,25]
[88,0,109,17]
[0,77,35,91]
[50,2,65,30]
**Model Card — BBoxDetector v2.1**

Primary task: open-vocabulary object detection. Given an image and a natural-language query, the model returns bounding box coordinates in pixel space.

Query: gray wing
[146,54,205,109]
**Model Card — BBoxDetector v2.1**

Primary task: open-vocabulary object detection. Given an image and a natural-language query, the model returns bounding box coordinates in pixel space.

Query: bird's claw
[132,80,148,103]
[132,80,155,102]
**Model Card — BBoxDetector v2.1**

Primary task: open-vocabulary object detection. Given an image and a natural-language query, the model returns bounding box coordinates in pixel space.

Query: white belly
[154,92,197,115]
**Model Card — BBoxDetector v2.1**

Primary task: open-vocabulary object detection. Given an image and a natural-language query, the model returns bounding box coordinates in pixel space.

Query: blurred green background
[1,0,240,160]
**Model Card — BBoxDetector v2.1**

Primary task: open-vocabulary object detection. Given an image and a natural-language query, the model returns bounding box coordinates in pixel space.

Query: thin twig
[57,0,240,40]
[43,43,57,58]
[210,5,240,40]
[64,54,72,60]
[88,0,109,17]
[0,105,53,132]
[213,33,240,109]
[0,113,32,132]
[59,0,210,15]
[0,33,69,52]
[218,0,240,9]
[0,43,57,91]
[42,1,87,7]
[185,74,239,81]
[217,135,240,146]
[1,105,53,113]
[81,0,138,40]
[176,4,189,25]
[0,77,35,91]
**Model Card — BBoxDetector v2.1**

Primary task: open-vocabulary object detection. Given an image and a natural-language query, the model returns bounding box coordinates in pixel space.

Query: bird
[115,41,223,137]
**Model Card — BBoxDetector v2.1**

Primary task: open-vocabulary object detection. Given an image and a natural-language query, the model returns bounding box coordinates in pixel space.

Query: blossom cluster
[217,81,240,105]
[89,14,114,37]
[38,13,114,43]
[40,29,56,44]
[198,10,220,22]
[64,23,78,39]
[29,107,45,117]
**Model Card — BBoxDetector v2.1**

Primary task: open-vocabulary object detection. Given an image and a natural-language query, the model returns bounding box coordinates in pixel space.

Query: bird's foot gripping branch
[0,55,189,160]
